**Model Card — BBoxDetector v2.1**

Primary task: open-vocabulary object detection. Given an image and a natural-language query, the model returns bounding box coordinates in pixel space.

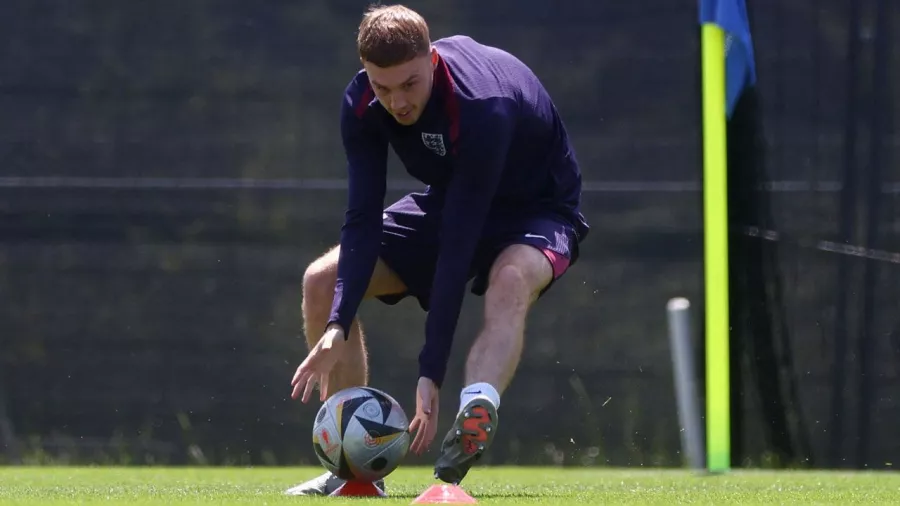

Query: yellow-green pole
[700,22,730,472]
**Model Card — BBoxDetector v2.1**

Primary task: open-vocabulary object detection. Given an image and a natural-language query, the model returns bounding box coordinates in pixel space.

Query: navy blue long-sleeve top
[327,35,586,388]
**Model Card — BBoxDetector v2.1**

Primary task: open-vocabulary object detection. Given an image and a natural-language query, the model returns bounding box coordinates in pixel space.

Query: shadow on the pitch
[389,491,548,499]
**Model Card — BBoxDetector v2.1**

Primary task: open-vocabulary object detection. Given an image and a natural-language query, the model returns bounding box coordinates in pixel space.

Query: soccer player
[284,3,589,495]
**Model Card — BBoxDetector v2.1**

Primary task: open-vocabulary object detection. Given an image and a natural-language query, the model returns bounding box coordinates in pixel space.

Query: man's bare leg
[286,246,408,495]
[465,244,553,396]
[301,245,407,394]
[433,244,553,484]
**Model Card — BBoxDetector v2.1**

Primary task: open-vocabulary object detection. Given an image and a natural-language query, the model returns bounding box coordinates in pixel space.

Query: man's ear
[431,46,438,68]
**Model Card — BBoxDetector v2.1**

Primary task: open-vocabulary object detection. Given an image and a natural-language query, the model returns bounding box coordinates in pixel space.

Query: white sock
[458,382,500,414]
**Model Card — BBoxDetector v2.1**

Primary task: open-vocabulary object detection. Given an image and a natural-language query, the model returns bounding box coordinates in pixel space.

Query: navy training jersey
[327,35,588,387]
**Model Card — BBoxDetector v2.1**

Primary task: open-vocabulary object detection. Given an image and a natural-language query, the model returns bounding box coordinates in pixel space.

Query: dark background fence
[729,0,899,470]
[1,0,897,470]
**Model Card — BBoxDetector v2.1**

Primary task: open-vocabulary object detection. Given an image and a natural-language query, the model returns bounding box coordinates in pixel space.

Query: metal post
[667,297,705,469]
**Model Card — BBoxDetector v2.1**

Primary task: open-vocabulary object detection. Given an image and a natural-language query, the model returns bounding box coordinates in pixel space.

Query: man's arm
[418,100,516,387]
[326,89,389,338]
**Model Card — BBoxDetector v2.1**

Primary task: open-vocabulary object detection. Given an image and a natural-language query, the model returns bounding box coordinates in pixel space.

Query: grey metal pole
[667,297,705,469]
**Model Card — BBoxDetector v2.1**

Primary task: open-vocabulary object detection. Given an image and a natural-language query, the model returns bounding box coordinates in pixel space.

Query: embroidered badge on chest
[421,132,447,157]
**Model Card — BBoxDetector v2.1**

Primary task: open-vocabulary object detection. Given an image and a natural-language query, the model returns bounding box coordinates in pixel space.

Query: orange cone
[329,480,387,497]
[411,484,477,504]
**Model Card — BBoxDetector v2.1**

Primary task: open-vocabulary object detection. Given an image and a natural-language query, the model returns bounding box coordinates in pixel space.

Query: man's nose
[391,94,408,111]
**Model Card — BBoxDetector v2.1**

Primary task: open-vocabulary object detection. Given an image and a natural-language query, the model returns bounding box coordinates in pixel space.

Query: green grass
[1,466,899,505]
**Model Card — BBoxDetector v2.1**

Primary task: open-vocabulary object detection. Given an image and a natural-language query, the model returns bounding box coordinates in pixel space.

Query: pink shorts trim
[540,248,571,279]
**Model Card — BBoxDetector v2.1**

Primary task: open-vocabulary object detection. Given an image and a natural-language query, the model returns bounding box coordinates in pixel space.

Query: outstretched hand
[290,326,346,403]
[408,376,440,455]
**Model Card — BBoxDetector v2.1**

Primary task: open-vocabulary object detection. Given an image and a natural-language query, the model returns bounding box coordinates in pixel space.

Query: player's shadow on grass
[390,490,547,499]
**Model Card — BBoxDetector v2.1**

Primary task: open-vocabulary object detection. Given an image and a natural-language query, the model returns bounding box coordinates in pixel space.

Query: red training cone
[329,480,387,497]
[411,484,477,504]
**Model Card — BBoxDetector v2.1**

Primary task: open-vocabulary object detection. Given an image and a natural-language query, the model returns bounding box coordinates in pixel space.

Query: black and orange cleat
[433,398,498,484]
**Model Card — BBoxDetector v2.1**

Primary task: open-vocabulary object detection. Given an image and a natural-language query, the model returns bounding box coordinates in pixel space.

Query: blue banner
[700,0,757,118]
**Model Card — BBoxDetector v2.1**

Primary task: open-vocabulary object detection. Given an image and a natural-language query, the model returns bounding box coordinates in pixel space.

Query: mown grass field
[2,466,899,505]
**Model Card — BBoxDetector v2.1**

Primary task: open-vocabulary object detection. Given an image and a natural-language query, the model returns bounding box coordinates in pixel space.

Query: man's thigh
[310,245,408,298]
[471,212,581,297]
[376,192,448,310]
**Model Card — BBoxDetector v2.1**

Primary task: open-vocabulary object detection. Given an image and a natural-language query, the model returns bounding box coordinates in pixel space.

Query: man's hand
[408,376,440,455]
[290,325,346,403]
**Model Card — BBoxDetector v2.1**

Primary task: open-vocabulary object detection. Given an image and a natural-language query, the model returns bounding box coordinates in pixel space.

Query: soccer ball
[311,386,411,483]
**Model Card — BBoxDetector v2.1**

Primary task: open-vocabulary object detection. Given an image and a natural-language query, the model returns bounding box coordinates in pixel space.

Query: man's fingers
[416,422,429,453]
[290,369,310,399]
[422,408,438,450]
[422,419,434,453]
[410,419,426,455]
[301,374,318,404]
[319,373,330,402]
[291,364,306,386]
[410,414,434,455]
[424,420,437,449]
[409,417,420,453]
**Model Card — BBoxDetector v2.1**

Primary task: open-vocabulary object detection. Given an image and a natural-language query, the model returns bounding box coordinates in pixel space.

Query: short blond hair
[357,4,431,67]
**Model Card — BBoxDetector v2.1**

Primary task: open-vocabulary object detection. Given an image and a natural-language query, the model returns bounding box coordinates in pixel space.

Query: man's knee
[302,246,408,306]
[487,264,529,301]
[485,245,554,306]
[303,249,338,309]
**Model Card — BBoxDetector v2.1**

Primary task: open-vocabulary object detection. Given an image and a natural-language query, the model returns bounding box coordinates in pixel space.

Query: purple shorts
[376,191,584,311]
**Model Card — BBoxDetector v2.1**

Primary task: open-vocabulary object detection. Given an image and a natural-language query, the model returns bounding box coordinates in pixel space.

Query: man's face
[363,48,436,126]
